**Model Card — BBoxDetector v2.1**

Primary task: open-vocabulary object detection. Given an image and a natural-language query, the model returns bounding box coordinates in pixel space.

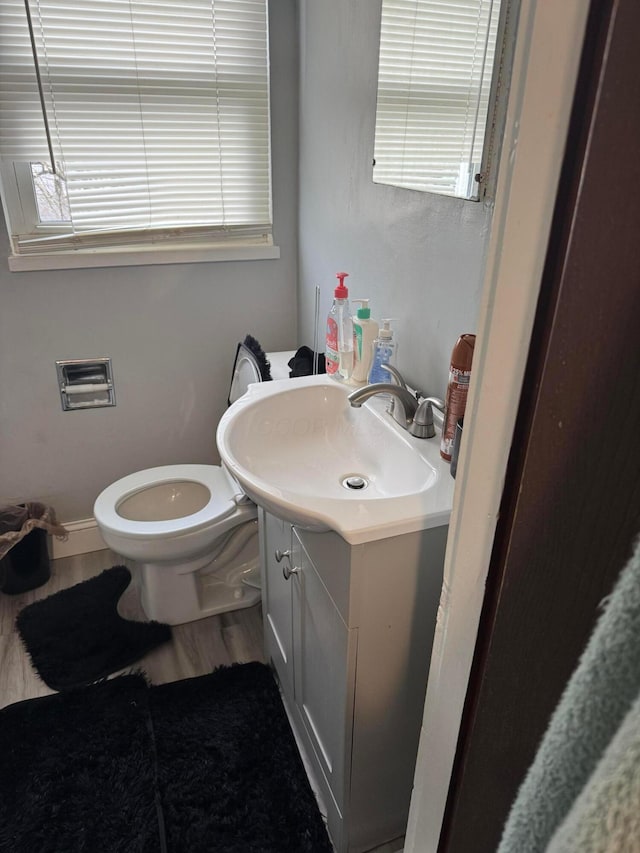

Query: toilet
[94,345,294,625]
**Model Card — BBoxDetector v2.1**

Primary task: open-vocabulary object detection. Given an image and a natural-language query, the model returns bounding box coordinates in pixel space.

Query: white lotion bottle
[351,299,379,384]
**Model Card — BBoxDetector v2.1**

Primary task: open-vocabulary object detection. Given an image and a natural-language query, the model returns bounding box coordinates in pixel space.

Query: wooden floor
[0,548,403,853]
[0,548,265,710]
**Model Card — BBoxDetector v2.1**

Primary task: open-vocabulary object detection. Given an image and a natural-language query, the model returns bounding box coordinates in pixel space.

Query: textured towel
[498,536,640,853]
[547,689,640,853]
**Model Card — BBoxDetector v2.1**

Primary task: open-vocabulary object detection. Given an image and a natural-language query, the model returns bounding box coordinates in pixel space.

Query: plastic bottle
[368,319,396,384]
[441,334,476,461]
[325,272,354,381]
[351,299,379,383]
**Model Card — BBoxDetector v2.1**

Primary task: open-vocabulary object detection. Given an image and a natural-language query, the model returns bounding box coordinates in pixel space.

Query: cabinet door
[261,511,294,696]
[292,529,354,807]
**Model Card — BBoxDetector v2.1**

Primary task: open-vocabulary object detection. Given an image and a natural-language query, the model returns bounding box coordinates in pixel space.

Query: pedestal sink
[216,374,454,544]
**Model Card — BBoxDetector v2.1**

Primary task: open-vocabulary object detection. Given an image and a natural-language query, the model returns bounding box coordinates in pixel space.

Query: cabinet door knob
[275,549,291,563]
[282,564,300,580]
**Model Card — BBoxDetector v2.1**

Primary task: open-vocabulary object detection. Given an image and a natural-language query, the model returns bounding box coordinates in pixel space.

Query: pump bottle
[368,319,396,384]
[351,299,378,383]
[325,272,354,381]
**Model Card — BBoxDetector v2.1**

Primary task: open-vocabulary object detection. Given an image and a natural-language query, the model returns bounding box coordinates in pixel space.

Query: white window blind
[373,0,502,199]
[0,0,272,255]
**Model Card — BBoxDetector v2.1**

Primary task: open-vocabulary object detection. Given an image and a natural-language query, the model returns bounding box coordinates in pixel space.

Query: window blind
[0,0,272,253]
[373,0,501,199]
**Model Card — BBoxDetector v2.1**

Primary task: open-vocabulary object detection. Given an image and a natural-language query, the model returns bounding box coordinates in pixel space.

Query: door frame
[404,1,591,849]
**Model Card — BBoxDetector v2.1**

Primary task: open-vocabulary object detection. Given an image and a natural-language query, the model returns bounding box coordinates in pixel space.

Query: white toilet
[94,346,293,625]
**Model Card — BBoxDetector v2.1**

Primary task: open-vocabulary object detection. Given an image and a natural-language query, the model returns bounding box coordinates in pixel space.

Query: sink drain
[341,475,369,491]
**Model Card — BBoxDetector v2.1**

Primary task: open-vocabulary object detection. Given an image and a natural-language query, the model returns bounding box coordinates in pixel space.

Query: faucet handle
[409,400,436,439]
[419,395,445,412]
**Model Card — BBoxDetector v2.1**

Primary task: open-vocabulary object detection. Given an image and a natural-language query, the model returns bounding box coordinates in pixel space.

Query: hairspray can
[441,334,476,461]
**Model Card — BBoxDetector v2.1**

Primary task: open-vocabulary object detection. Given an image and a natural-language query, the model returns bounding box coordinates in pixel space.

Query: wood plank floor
[0,548,265,709]
[0,548,403,853]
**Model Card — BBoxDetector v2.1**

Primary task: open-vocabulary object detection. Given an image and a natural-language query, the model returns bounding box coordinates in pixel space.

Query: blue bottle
[368,319,396,383]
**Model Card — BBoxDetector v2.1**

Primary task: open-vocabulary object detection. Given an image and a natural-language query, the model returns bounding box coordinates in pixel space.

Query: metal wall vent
[56,358,116,411]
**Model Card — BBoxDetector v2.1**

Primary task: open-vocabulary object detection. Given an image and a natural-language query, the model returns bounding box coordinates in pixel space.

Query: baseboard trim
[49,518,107,560]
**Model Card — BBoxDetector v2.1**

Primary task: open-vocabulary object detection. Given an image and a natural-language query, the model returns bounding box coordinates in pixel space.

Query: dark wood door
[439,0,640,850]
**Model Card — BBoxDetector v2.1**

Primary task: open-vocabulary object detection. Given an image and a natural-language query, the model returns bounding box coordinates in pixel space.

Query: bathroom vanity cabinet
[258,508,448,853]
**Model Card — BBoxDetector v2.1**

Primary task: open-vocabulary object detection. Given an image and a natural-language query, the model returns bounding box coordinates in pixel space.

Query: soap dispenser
[351,299,379,383]
[368,319,396,384]
[325,272,354,381]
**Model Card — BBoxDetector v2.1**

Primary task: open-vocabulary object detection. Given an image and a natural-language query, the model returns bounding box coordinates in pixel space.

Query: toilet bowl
[93,346,295,625]
[94,464,259,625]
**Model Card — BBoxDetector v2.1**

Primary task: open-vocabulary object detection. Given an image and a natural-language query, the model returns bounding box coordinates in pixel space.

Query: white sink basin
[216,374,454,544]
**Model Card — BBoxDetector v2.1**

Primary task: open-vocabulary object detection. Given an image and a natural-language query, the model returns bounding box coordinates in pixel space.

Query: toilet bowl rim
[94,464,244,538]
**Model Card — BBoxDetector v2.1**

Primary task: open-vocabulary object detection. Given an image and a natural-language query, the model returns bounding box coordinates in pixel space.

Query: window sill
[8,242,281,273]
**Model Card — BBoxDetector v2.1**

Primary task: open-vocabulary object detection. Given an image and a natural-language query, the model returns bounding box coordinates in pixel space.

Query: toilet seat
[94,464,239,540]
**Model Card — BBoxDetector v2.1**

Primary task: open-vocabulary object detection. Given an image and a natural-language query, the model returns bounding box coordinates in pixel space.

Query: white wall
[297,0,492,398]
[1,0,493,524]
[0,0,299,522]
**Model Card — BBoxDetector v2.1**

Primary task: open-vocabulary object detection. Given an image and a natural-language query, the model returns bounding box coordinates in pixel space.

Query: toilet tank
[228,344,295,406]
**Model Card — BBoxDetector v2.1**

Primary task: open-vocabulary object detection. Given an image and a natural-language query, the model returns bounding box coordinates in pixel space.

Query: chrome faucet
[348,383,419,431]
[347,369,443,439]
[379,362,407,389]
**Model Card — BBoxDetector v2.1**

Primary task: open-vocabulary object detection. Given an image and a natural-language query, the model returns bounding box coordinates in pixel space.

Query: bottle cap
[450,334,476,370]
[378,318,393,340]
[353,298,371,319]
[334,271,349,298]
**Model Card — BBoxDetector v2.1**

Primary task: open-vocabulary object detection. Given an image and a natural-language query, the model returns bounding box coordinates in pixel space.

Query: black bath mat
[150,661,333,853]
[16,565,171,691]
[0,663,333,853]
[0,674,161,853]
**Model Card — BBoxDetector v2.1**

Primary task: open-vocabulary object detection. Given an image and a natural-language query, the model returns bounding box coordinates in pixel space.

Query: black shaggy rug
[0,663,332,853]
[0,675,160,853]
[16,565,171,691]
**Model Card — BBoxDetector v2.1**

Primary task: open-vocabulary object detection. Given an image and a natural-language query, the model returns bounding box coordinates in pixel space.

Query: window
[373,0,506,200]
[0,0,273,268]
